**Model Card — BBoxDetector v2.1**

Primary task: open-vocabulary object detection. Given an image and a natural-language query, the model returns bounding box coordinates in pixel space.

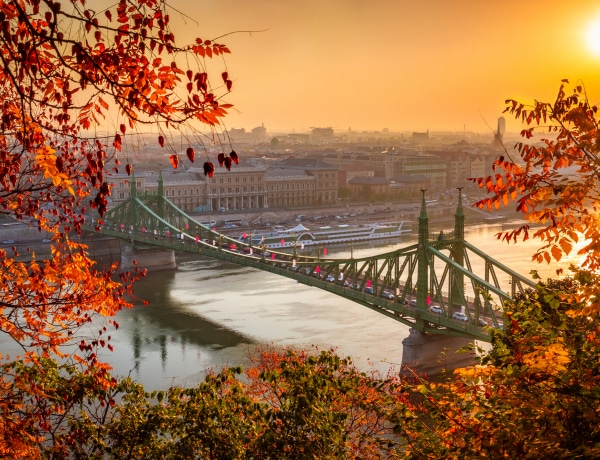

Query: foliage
[0,0,236,225]
[0,0,238,456]
[59,348,414,459]
[396,277,600,459]
[471,80,600,273]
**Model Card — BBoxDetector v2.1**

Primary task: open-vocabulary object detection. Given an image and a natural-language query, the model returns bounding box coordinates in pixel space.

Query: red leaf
[113,134,122,151]
[186,147,195,163]
[230,150,239,164]
[105,10,112,21]
[126,164,133,176]
[226,79,232,92]
[217,152,225,166]
[158,135,165,147]
[169,154,179,169]
[120,124,126,134]
[222,71,228,82]
[203,161,215,177]
[224,157,232,171]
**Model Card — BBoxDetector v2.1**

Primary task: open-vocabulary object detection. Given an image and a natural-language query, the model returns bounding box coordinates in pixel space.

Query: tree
[471,80,600,272]
[395,275,600,459]
[395,80,600,458]
[0,0,238,455]
[62,348,414,459]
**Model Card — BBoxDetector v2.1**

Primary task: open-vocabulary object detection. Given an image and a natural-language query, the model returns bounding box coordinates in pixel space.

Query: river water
[1,218,575,390]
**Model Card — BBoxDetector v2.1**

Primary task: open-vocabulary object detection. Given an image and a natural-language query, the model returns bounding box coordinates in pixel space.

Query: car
[477,318,488,327]
[325,275,336,282]
[382,291,395,300]
[363,286,374,294]
[429,305,443,314]
[452,312,469,322]
[42,238,51,243]
[407,299,417,307]
[1,239,14,244]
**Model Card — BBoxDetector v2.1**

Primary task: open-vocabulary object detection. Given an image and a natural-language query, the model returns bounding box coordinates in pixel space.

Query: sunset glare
[586,18,600,56]
[172,0,600,134]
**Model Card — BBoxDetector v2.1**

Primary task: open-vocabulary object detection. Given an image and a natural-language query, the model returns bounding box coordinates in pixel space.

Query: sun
[585,18,600,56]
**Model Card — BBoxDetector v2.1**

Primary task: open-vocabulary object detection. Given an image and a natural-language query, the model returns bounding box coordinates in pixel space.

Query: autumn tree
[394,80,600,458]
[472,81,600,288]
[0,0,238,456]
[59,348,414,459]
[394,275,600,459]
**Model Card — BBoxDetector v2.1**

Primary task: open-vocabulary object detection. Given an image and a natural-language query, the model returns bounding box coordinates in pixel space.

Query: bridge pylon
[415,190,430,331]
[449,188,466,313]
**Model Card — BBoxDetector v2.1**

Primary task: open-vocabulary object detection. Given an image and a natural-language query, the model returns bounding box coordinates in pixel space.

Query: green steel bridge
[84,175,535,343]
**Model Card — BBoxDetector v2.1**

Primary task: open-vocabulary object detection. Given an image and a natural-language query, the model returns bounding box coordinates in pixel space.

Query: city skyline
[169,0,600,134]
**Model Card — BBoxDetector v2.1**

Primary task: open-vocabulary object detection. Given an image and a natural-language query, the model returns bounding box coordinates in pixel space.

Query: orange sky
[171,0,600,134]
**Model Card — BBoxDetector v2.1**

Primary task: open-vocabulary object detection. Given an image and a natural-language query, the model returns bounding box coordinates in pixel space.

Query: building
[389,174,429,200]
[347,176,390,201]
[270,158,339,206]
[491,116,506,150]
[202,163,268,211]
[338,164,375,187]
[266,169,316,208]
[391,153,447,191]
[110,169,208,213]
[109,161,269,213]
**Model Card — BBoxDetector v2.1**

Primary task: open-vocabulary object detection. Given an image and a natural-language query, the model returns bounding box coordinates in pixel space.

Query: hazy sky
[170,0,600,134]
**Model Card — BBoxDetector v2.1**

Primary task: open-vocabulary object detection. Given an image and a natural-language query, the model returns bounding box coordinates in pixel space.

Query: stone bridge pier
[120,245,176,272]
[400,328,480,378]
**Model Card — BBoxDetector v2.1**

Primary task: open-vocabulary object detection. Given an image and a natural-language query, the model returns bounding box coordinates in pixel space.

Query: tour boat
[237,222,411,249]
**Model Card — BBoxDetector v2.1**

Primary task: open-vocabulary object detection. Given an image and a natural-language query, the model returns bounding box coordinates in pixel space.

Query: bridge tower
[120,166,176,271]
[450,187,466,311]
[415,189,429,331]
[157,166,165,219]
[401,188,478,376]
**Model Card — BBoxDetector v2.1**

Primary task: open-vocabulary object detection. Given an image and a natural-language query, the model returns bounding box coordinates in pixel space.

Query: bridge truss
[84,179,536,342]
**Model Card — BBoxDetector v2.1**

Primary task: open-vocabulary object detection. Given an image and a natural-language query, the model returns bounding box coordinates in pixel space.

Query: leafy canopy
[0,0,239,456]
[472,80,600,274]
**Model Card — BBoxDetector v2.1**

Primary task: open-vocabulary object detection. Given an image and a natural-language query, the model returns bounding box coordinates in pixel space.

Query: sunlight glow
[585,18,600,56]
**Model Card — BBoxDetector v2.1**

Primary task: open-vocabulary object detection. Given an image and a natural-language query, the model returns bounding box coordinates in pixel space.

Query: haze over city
[168,0,600,134]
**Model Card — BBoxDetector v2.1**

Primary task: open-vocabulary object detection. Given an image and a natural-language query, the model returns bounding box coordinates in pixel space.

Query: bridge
[84,172,535,343]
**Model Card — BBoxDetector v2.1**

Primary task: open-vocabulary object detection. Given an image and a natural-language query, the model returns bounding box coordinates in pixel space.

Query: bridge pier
[120,245,177,272]
[400,328,479,378]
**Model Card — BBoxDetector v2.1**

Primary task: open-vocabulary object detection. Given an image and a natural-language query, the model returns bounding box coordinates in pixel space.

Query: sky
[169,0,600,134]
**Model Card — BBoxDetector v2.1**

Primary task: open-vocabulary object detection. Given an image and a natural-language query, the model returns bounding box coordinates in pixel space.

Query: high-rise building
[492,116,505,149]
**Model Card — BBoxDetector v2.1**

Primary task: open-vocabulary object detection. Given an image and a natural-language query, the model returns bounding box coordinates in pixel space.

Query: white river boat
[237,221,411,249]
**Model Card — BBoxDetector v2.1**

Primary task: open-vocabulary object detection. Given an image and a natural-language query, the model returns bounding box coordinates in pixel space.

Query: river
[1,218,574,390]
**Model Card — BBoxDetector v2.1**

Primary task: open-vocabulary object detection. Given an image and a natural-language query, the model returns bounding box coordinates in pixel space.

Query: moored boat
[238,221,411,249]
